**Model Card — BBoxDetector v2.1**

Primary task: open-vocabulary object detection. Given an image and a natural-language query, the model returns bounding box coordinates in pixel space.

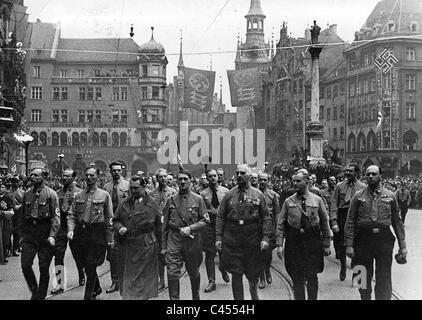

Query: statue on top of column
[310,20,321,44]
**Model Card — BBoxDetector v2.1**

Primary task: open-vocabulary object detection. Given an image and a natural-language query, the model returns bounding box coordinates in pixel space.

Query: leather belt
[227,219,258,226]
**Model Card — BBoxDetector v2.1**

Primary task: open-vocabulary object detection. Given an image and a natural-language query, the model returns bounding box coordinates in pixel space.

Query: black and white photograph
[0,0,419,303]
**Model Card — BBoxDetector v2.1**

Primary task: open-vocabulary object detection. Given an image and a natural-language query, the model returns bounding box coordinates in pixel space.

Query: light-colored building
[25,23,168,176]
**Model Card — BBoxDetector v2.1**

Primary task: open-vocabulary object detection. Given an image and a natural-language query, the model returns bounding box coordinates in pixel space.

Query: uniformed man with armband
[162,170,209,300]
[50,169,84,295]
[17,167,60,300]
[276,171,331,300]
[216,164,272,300]
[345,165,407,300]
[67,167,114,300]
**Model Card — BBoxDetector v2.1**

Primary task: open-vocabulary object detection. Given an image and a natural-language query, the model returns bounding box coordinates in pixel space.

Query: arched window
[120,132,127,147]
[403,130,418,151]
[39,132,47,146]
[112,132,119,147]
[31,132,39,146]
[367,130,377,151]
[52,132,59,146]
[100,132,108,147]
[80,132,88,147]
[60,132,68,146]
[72,132,79,146]
[92,132,99,146]
[357,132,366,151]
[141,132,148,146]
[348,133,356,152]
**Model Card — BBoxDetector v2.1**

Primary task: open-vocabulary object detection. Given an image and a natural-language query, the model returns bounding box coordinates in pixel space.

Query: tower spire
[178,29,184,68]
[219,76,223,107]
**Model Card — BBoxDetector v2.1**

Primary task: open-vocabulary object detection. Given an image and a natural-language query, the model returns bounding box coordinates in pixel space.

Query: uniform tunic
[200,185,229,253]
[260,187,280,249]
[344,185,405,300]
[162,191,209,279]
[276,191,331,276]
[0,192,14,264]
[55,183,81,258]
[113,195,162,300]
[68,187,113,267]
[216,185,272,280]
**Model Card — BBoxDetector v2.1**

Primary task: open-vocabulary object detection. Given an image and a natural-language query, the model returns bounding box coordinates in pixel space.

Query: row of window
[347,130,417,152]
[30,131,129,147]
[33,66,137,79]
[346,102,416,124]
[31,109,128,123]
[31,85,165,101]
[319,105,345,121]
[348,47,418,71]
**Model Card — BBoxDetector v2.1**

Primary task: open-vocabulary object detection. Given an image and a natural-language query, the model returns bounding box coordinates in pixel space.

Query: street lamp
[58,153,64,177]
[14,131,33,177]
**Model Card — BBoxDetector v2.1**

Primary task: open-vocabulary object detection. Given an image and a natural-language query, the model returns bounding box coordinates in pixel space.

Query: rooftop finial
[151,26,154,40]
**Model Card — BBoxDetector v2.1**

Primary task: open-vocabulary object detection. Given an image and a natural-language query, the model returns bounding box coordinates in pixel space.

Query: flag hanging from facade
[376,103,383,129]
[227,68,260,107]
[183,67,215,112]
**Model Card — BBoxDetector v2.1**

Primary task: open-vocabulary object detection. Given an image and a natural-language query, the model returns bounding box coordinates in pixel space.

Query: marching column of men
[11,161,408,301]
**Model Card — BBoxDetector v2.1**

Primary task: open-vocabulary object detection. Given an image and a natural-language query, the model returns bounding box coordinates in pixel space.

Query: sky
[24,0,380,110]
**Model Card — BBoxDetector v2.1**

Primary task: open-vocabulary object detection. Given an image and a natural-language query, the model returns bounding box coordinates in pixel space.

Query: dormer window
[387,21,395,32]
[410,22,418,33]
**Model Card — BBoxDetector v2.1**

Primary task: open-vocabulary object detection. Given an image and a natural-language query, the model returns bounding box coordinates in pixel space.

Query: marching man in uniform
[276,171,331,300]
[200,169,230,293]
[18,167,60,300]
[345,165,406,300]
[162,171,209,300]
[216,164,272,300]
[67,167,114,300]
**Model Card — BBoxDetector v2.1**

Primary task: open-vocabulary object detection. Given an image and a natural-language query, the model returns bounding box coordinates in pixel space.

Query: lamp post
[58,153,64,177]
[14,131,33,177]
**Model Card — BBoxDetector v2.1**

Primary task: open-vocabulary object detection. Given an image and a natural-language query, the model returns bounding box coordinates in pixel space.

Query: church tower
[235,0,271,130]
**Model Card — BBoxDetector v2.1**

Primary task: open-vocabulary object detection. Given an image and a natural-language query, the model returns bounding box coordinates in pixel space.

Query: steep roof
[246,0,265,17]
[55,38,139,63]
[359,0,422,39]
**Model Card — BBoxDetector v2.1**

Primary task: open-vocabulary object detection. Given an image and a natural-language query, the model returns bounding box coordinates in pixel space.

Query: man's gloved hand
[47,237,55,247]
[260,241,269,251]
[346,246,354,259]
[67,231,74,240]
[215,241,222,251]
[160,249,168,256]
[119,227,128,236]
[276,246,284,260]
[323,247,331,256]
[331,225,339,233]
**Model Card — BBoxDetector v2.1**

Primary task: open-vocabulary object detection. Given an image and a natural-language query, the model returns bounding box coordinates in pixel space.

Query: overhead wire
[11,33,422,57]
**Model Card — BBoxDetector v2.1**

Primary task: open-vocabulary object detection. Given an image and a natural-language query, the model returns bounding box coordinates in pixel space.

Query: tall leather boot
[249,279,259,300]
[231,274,244,300]
[258,272,266,289]
[205,253,216,292]
[168,279,180,300]
[22,267,39,300]
[191,275,201,300]
[38,266,51,300]
[158,253,165,290]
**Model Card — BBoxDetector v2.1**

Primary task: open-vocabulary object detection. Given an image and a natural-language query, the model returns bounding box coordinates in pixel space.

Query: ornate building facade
[0,0,30,174]
[25,23,168,176]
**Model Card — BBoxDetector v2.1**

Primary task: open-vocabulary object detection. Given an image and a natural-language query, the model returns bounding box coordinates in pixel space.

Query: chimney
[329,24,337,35]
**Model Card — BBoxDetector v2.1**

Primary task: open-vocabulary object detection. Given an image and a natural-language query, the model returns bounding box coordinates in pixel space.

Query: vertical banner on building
[227,67,260,107]
[183,67,215,112]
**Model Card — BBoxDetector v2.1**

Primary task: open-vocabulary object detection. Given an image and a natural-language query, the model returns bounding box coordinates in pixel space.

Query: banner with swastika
[183,67,216,112]
[374,49,398,74]
[227,68,260,107]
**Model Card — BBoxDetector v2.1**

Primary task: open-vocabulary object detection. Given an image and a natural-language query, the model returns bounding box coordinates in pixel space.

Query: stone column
[306,45,326,165]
